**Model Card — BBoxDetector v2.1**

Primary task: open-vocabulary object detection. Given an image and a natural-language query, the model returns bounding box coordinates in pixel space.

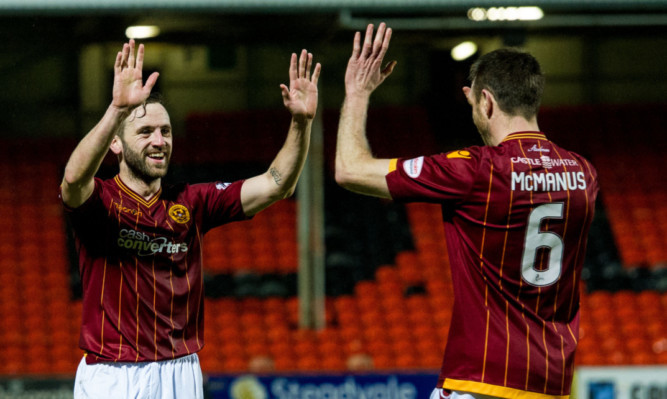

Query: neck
[118,168,161,200]
[488,115,539,146]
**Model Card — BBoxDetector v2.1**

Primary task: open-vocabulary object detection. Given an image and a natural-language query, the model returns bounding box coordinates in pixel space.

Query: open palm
[281,50,321,120]
[112,39,159,110]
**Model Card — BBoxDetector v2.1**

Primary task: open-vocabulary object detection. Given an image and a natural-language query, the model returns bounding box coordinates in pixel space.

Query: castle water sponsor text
[511,157,578,167]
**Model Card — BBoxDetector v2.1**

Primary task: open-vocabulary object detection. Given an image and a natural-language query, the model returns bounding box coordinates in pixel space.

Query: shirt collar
[501,131,547,143]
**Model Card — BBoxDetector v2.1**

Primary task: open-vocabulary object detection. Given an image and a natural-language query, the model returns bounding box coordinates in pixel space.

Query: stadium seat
[321,355,346,371]
[372,353,395,370]
[296,353,320,370]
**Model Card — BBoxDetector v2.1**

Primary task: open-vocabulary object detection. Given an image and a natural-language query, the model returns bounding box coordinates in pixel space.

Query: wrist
[109,103,133,116]
[344,91,371,102]
[291,114,313,126]
[343,93,371,110]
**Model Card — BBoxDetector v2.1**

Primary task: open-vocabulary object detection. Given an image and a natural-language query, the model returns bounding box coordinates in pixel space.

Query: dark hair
[144,92,165,107]
[117,92,166,136]
[468,48,544,119]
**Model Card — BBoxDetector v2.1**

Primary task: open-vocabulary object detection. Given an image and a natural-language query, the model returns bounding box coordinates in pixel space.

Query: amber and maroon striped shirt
[386,132,598,399]
[64,175,248,364]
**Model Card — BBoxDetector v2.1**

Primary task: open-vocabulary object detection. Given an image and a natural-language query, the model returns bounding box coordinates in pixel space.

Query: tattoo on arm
[269,167,282,186]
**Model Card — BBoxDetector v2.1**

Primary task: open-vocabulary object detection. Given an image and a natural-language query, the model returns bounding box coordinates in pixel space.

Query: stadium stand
[0,104,665,376]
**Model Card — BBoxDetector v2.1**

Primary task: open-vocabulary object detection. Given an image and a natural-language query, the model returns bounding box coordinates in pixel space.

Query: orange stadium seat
[395,353,418,369]
[645,319,664,340]
[319,339,343,358]
[363,324,388,343]
[296,353,320,371]
[268,339,293,358]
[273,355,295,371]
[376,264,400,283]
[372,353,395,370]
[357,339,384,358]
[245,341,269,358]
[360,308,384,327]
[321,355,346,371]
[223,355,247,372]
[577,351,604,366]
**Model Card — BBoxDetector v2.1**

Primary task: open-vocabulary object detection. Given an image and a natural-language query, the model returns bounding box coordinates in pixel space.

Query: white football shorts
[74,353,204,399]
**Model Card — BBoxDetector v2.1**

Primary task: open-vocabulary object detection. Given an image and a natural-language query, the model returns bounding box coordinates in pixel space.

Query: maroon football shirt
[386,132,598,398]
[64,175,248,364]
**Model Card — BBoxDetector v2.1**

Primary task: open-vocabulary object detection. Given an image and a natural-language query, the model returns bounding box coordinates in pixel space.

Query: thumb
[280,84,290,103]
[381,60,397,78]
[144,72,160,91]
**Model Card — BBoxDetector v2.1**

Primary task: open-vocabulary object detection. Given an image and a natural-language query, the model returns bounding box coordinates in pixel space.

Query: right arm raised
[335,23,396,199]
[61,40,158,208]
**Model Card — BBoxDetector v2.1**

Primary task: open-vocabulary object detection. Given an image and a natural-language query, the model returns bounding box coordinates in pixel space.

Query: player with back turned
[61,39,320,399]
[335,23,598,399]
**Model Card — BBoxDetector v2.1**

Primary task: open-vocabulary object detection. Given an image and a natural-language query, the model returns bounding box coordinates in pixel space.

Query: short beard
[120,137,169,183]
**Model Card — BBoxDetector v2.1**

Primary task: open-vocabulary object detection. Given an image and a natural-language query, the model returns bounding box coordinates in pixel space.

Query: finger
[305,52,313,80]
[128,39,135,68]
[279,84,290,103]
[136,43,145,72]
[144,72,160,92]
[311,63,322,86]
[114,51,123,73]
[381,60,397,78]
[377,26,393,61]
[360,24,374,58]
[351,31,361,59]
[298,49,307,79]
[288,53,297,83]
[121,43,130,66]
[372,22,386,56]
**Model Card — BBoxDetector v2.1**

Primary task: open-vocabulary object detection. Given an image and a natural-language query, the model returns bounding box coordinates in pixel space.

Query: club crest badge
[168,204,191,224]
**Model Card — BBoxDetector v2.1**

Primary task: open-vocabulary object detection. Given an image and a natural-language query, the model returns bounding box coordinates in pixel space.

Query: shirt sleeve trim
[388,158,398,173]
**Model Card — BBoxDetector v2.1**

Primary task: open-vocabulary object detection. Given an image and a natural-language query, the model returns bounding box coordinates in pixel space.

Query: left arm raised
[241,50,321,216]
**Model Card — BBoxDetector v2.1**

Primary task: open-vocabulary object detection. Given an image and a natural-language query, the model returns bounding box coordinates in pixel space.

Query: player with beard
[61,39,320,399]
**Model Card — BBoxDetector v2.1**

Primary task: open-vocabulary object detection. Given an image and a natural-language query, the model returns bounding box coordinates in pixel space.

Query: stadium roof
[1,0,666,13]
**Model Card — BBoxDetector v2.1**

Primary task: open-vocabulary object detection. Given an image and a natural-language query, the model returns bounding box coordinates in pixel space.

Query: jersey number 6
[520,203,564,287]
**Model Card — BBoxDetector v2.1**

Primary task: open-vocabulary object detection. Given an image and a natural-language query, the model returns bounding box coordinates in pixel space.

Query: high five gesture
[63,39,161,208]
[112,39,159,111]
[241,49,321,216]
[345,23,396,98]
[281,49,321,120]
[335,23,396,199]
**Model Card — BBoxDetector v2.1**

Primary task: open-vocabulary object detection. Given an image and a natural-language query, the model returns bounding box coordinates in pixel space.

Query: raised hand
[280,50,321,120]
[112,39,159,110]
[345,23,396,98]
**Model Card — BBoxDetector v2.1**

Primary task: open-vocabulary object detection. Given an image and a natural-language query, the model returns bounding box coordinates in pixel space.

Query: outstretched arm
[61,40,159,208]
[240,50,321,216]
[335,23,397,199]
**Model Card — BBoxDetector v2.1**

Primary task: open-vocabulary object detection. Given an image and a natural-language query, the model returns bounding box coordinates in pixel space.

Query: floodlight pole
[297,106,326,330]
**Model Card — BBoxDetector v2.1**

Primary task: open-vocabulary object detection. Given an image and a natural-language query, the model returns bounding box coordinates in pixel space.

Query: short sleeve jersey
[386,132,599,399]
[63,175,248,364]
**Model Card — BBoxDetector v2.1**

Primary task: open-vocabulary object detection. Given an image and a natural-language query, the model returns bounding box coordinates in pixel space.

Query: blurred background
[0,0,665,397]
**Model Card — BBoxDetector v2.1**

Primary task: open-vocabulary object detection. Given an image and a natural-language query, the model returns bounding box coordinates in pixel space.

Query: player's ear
[481,89,494,118]
[110,135,123,155]
[462,86,472,105]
